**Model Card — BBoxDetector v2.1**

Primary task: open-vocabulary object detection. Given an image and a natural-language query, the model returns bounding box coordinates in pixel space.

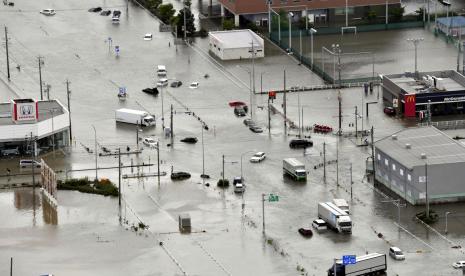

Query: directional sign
[268,193,279,202]
[119,87,126,93]
[115,45,120,53]
[342,255,356,265]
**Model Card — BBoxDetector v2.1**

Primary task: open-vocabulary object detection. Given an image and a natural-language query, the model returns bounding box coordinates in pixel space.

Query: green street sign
[268,194,279,202]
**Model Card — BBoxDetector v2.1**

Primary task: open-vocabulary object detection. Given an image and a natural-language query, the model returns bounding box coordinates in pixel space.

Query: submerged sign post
[342,255,356,265]
[262,193,279,234]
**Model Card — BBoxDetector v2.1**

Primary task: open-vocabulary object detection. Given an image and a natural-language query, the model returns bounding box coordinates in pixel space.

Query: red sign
[404,94,416,117]
[268,91,276,99]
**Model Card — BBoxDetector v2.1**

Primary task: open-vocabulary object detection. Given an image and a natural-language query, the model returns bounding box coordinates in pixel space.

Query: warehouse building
[382,70,465,117]
[375,126,465,205]
[208,29,264,61]
[0,98,70,157]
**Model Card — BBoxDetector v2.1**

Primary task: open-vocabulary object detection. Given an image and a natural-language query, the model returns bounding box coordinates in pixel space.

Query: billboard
[12,99,38,122]
[404,94,416,117]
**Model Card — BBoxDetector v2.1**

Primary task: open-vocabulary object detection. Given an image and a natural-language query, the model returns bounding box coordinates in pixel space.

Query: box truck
[318,202,352,233]
[283,158,306,181]
[115,108,155,126]
[327,253,387,276]
[333,198,350,214]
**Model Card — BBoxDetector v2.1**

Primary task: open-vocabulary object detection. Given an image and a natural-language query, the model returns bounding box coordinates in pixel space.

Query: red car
[384,107,396,116]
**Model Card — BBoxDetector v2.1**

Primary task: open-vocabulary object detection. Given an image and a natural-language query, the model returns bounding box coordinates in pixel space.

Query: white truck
[333,198,350,214]
[115,108,155,127]
[327,253,387,276]
[318,202,352,233]
[283,158,307,181]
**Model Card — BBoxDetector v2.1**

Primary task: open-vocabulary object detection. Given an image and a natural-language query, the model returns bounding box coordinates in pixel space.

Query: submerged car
[180,137,198,144]
[189,82,199,89]
[156,78,168,87]
[250,152,266,163]
[171,171,191,180]
[249,125,263,133]
[40,9,56,15]
[143,137,158,148]
[142,87,159,96]
[384,106,396,116]
[312,219,327,231]
[234,106,247,117]
[389,247,405,260]
[144,33,153,41]
[453,261,465,269]
[171,80,182,88]
[289,139,313,149]
[100,10,111,16]
[88,7,102,12]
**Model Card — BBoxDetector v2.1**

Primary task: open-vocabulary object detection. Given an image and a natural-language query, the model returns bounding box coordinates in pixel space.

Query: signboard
[404,94,416,117]
[393,98,398,108]
[12,99,38,122]
[268,91,276,99]
[268,193,279,202]
[115,45,120,54]
[342,255,356,265]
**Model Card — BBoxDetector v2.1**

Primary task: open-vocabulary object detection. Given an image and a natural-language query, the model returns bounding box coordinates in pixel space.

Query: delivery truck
[318,202,352,233]
[115,108,155,127]
[327,253,387,276]
[333,198,350,214]
[283,158,307,181]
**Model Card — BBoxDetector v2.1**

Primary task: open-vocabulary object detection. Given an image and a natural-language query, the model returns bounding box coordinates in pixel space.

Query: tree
[146,0,162,12]
[389,6,405,22]
[223,19,235,30]
[158,3,176,24]
[367,10,377,22]
[176,6,195,37]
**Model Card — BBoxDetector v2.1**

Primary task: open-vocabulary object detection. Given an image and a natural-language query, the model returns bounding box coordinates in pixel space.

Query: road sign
[268,193,279,202]
[119,87,126,93]
[342,255,356,265]
[115,45,120,53]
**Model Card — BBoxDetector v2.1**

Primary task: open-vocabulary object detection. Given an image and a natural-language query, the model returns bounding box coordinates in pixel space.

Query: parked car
[143,137,158,148]
[234,106,246,117]
[229,101,246,107]
[88,7,102,12]
[156,78,168,87]
[234,182,245,193]
[180,137,198,144]
[171,171,191,180]
[289,139,313,149]
[233,177,243,185]
[157,65,167,76]
[19,160,41,168]
[243,119,254,126]
[298,228,313,237]
[170,80,182,88]
[311,219,327,231]
[389,247,405,260]
[142,87,159,96]
[249,125,263,133]
[100,10,111,16]
[453,261,465,269]
[250,152,266,163]
[189,82,199,89]
[113,10,121,16]
[2,147,20,156]
[40,9,56,15]
[384,106,396,116]
[143,33,152,41]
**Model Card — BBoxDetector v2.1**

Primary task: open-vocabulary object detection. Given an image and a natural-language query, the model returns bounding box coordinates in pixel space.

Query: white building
[0,99,70,156]
[208,29,264,60]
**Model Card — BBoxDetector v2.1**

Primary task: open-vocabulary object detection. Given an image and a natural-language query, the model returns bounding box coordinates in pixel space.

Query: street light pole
[4,26,10,80]
[38,56,44,100]
[332,44,342,88]
[407,38,424,78]
[310,28,317,70]
[288,12,293,51]
[157,143,160,186]
[445,211,451,234]
[91,125,98,182]
[201,124,205,177]
[262,193,266,234]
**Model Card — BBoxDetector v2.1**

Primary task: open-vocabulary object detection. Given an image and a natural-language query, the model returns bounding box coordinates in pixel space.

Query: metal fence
[418,120,465,130]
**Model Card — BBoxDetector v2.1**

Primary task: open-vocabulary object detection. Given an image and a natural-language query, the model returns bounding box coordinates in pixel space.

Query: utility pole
[338,90,342,136]
[371,126,375,184]
[183,1,187,42]
[157,143,160,186]
[5,26,10,80]
[268,97,271,134]
[251,41,256,120]
[92,125,98,182]
[38,56,44,100]
[10,257,12,276]
[283,69,287,134]
[407,38,424,78]
[336,136,339,187]
[118,148,121,207]
[30,132,36,189]
[354,106,358,138]
[427,99,432,125]
[425,162,429,219]
[136,121,139,151]
[66,79,72,144]
[457,26,462,72]
[262,193,266,234]
[323,142,326,183]
[222,154,225,182]
[350,163,353,200]
[201,124,205,176]
[170,104,174,145]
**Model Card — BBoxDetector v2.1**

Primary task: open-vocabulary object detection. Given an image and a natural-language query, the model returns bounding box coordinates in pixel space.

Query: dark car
[384,107,396,116]
[170,80,182,88]
[100,10,111,16]
[142,87,159,96]
[180,137,198,144]
[233,176,243,185]
[113,10,121,16]
[289,139,313,149]
[249,125,263,133]
[243,119,253,126]
[88,7,102,12]
[171,171,191,180]
[234,106,247,117]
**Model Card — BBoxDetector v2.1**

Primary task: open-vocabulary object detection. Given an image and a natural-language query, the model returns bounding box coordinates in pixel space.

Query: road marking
[394,222,435,250]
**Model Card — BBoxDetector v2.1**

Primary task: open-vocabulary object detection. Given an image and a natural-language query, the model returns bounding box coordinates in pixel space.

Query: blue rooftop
[436,16,465,27]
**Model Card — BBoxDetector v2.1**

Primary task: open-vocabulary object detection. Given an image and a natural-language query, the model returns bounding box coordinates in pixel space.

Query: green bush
[217,179,229,188]
[222,19,235,30]
[58,177,118,197]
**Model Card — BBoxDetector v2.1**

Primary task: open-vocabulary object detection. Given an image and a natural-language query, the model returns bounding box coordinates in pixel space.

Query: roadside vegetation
[57,177,119,197]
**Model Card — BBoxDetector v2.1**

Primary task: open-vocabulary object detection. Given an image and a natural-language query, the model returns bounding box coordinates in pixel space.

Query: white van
[157,65,167,76]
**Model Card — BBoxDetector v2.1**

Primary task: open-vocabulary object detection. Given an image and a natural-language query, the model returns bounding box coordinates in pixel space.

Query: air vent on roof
[392,135,398,140]
[406,143,411,149]
[421,153,427,159]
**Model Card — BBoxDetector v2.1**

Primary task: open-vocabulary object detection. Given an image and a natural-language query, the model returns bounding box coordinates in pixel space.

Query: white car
[19,159,41,168]
[40,9,56,16]
[453,261,465,269]
[143,137,158,148]
[389,247,405,260]
[250,152,266,163]
[156,78,168,87]
[311,219,327,231]
[234,183,245,193]
[189,82,199,89]
[144,33,153,41]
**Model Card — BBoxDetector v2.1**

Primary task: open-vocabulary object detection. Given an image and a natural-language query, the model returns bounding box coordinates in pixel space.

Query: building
[218,0,401,27]
[0,99,70,156]
[208,29,264,60]
[382,70,465,117]
[436,16,465,37]
[375,126,465,205]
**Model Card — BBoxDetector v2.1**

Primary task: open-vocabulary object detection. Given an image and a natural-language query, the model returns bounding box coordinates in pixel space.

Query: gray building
[375,126,465,205]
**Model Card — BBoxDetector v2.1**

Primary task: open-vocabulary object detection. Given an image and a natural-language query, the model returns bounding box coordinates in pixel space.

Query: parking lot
[1,0,465,275]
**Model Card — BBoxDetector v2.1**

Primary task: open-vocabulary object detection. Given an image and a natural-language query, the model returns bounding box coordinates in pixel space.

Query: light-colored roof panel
[209,29,264,49]
[375,126,465,168]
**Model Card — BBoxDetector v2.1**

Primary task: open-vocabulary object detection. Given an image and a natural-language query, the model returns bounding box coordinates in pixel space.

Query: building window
[377,153,381,160]
[407,189,412,197]
[400,169,404,176]
[407,174,411,181]
[384,159,389,166]
[392,164,396,171]
[419,176,426,183]
[335,7,354,15]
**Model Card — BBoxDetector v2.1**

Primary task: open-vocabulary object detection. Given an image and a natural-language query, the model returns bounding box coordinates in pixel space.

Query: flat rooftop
[209,29,263,49]
[376,126,465,169]
[0,100,65,126]
[385,70,465,95]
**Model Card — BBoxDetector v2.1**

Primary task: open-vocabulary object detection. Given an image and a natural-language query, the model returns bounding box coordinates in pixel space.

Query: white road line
[394,222,435,251]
